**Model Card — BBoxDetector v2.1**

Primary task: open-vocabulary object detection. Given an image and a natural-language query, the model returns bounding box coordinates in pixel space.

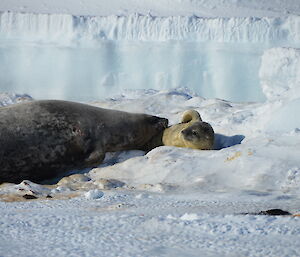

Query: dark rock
[22,194,38,200]
[258,209,291,216]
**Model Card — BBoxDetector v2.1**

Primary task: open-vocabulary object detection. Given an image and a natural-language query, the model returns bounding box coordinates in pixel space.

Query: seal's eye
[192,130,198,136]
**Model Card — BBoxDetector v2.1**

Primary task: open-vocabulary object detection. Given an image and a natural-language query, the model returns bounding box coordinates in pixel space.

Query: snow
[1,191,300,257]
[1,0,300,256]
[1,0,300,17]
[1,88,300,256]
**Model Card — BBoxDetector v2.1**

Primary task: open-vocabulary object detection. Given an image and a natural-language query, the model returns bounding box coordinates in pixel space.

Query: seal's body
[162,110,214,150]
[0,100,168,183]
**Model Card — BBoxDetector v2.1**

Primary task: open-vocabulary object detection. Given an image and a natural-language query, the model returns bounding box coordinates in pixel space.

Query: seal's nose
[158,118,168,128]
[149,116,168,130]
[181,129,187,136]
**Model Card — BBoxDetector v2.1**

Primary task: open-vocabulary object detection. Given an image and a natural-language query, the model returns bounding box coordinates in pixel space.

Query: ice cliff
[1,12,300,44]
[0,11,300,102]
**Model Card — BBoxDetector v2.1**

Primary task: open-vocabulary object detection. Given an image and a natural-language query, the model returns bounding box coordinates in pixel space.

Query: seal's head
[181,121,214,150]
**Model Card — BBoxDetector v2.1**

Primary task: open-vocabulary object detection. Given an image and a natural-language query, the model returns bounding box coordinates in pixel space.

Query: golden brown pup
[162,110,214,150]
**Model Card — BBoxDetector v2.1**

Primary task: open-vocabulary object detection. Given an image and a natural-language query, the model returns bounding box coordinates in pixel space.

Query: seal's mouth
[160,118,169,129]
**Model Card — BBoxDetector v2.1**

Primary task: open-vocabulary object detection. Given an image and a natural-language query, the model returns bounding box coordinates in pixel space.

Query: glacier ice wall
[1,12,300,44]
[0,11,300,101]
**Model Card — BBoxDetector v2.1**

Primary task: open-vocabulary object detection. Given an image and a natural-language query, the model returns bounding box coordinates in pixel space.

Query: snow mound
[260,47,300,101]
[89,134,300,194]
[0,93,33,106]
[0,180,52,201]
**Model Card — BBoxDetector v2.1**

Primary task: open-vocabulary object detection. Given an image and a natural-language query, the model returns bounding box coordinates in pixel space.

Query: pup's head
[181,121,214,150]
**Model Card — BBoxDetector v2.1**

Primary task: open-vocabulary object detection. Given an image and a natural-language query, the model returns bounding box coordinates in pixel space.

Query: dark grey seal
[0,100,168,183]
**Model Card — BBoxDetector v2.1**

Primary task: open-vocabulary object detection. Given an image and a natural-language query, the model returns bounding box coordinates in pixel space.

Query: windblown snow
[1,0,300,257]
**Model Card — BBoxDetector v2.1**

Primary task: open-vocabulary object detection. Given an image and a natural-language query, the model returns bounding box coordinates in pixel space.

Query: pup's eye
[192,131,198,136]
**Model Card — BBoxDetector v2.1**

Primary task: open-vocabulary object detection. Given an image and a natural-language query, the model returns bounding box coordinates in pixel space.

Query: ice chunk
[84,189,104,200]
[260,47,300,101]
[180,213,200,221]
[266,98,300,132]
[0,93,32,106]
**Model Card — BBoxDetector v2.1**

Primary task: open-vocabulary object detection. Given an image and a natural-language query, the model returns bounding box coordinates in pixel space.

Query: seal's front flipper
[85,150,105,166]
[181,110,202,123]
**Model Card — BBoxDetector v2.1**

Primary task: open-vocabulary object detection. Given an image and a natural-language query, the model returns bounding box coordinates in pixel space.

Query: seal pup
[162,110,214,150]
[0,100,168,184]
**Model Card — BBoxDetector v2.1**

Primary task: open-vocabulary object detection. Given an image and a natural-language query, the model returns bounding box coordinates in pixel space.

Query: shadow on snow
[213,133,245,150]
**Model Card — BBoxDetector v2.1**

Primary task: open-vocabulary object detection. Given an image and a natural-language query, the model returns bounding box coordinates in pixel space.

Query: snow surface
[1,0,300,256]
[1,191,300,257]
[1,0,300,17]
[1,87,300,257]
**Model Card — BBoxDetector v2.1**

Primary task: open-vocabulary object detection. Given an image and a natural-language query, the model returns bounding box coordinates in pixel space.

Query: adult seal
[0,100,168,184]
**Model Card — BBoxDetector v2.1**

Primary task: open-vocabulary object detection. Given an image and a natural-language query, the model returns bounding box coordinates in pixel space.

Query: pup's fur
[162,110,214,150]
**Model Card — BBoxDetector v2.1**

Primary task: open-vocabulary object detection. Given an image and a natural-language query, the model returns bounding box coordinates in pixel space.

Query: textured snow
[1,88,300,257]
[1,189,300,257]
